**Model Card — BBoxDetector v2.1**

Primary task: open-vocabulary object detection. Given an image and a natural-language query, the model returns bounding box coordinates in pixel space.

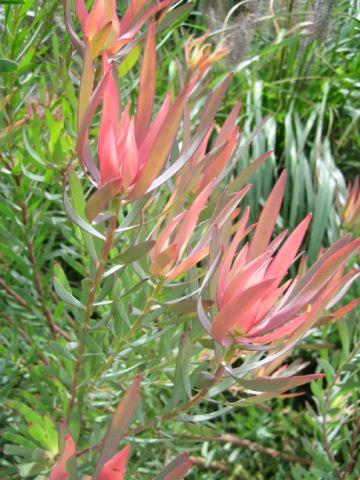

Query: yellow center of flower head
[231,326,244,338]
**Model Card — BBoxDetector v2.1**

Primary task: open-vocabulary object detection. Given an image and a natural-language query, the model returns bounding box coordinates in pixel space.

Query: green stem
[66,212,119,422]
[127,365,225,437]
[88,280,164,391]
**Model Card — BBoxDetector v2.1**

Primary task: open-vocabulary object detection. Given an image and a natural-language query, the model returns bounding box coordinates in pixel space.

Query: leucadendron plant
[33,0,360,478]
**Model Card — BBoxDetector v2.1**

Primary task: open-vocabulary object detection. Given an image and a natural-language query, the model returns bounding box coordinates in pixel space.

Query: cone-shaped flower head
[92,22,190,198]
[342,175,360,229]
[150,179,215,279]
[211,171,360,346]
[184,32,230,79]
[75,0,173,55]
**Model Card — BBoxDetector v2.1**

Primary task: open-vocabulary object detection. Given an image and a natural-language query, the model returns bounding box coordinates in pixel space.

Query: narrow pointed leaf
[248,170,286,261]
[112,240,155,264]
[180,334,192,399]
[64,189,105,240]
[166,248,209,280]
[288,235,352,301]
[229,150,273,193]
[267,214,312,280]
[147,75,232,194]
[129,85,190,199]
[93,375,141,479]
[150,243,177,277]
[135,21,156,143]
[174,179,215,259]
[153,453,192,480]
[53,278,85,310]
[0,59,18,73]
[91,21,114,58]
[74,0,88,30]
[178,406,233,422]
[197,229,223,336]
[57,422,78,480]
[53,263,72,294]
[118,43,142,77]
[156,3,194,33]
[85,179,123,222]
[225,368,324,393]
[78,43,93,130]
[162,460,193,480]
[77,68,111,184]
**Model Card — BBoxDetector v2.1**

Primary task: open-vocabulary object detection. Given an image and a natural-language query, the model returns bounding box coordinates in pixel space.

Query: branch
[184,433,312,466]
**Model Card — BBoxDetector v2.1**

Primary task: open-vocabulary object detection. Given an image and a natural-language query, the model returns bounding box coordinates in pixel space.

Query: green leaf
[68,166,86,218]
[26,425,48,449]
[8,400,43,426]
[0,59,18,73]
[177,406,233,422]
[48,342,76,362]
[156,3,194,33]
[164,299,213,315]
[85,179,123,222]
[64,189,105,241]
[118,43,142,77]
[180,334,192,399]
[171,333,193,408]
[184,423,220,438]
[2,432,36,449]
[3,444,34,457]
[68,167,99,263]
[17,461,47,477]
[112,240,155,264]
[53,262,72,294]
[53,277,85,310]
[152,453,193,480]
[77,332,105,359]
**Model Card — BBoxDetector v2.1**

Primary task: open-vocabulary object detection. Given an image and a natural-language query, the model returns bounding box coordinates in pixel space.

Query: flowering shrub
[2,1,359,479]
[51,0,360,476]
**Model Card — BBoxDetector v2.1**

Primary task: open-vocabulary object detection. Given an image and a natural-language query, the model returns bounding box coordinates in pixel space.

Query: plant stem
[184,433,312,466]
[66,212,119,422]
[347,413,360,476]
[128,365,225,437]
[88,281,164,391]
[19,195,59,339]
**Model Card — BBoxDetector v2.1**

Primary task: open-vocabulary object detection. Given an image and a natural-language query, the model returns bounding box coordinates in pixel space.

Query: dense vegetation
[0,1,359,479]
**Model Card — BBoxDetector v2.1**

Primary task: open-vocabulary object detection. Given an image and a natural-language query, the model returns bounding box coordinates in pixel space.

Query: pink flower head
[150,179,215,279]
[184,32,230,79]
[342,175,360,229]
[95,22,191,197]
[75,0,173,55]
[211,171,360,346]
